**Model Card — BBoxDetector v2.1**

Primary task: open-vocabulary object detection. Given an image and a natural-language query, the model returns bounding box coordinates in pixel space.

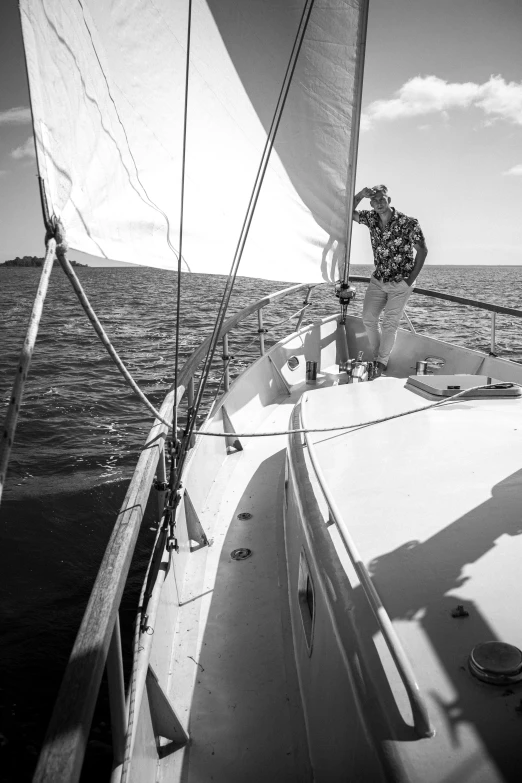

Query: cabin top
[302,377,522,780]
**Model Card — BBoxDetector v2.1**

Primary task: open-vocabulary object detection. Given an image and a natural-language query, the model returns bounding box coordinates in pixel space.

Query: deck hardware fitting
[146,666,189,745]
[140,613,149,634]
[184,490,209,548]
[451,605,469,618]
[469,641,522,685]
[222,405,243,452]
[231,548,252,560]
[424,355,446,371]
[237,512,253,520]
[267,354,292,395]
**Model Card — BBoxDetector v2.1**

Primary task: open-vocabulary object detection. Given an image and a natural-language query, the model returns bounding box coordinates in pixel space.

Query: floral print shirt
[358,208,426,283]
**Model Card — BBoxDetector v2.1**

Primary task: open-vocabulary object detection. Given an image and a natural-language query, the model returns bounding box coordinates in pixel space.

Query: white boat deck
[160,391,311,782]
[304,377,522,781]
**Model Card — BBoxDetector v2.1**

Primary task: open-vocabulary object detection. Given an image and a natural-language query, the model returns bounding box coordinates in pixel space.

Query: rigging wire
[173,0,193,455]
[176,0,317,482]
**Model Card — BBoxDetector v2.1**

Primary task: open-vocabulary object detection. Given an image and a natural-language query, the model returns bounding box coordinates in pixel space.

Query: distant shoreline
[1,262,520,270]
[1,257,87,268]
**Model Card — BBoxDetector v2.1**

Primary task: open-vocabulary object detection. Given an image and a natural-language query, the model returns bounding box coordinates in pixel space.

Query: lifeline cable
[178,0,317,480]
[189,382,522,440]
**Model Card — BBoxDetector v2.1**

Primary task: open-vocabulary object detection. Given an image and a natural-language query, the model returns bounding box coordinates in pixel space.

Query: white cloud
[503,164,522,176]
[362,75,522,129]
[359,114,372,133]
[0,170,7,177]
[11,136,36,161]
[0,106,31,125]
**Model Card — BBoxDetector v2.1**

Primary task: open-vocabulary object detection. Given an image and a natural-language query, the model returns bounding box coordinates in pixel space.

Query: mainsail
[20,0,366,283]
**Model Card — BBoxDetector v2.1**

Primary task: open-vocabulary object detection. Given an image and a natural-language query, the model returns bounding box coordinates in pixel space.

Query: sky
[0,0,521,267]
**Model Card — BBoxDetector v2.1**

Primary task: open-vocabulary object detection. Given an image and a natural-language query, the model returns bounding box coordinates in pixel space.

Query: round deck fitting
[230,548,252,561]
[237,512,252,520]
[469,641,522,685]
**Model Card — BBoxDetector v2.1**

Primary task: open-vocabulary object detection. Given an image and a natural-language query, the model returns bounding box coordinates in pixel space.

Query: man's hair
[371,184,388,195]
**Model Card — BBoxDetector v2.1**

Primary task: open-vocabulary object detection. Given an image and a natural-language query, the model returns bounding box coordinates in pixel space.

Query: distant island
[1,255,87,267]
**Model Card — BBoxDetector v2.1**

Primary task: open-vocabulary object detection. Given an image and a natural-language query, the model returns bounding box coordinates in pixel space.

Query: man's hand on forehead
[370,185,388,198]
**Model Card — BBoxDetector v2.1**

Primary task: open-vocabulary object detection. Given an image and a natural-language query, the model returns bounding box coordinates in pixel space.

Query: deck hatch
[408,374,521,398]
[298,551,315,654]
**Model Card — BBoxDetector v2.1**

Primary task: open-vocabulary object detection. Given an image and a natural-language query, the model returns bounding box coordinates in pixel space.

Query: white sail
[20,0,364,283]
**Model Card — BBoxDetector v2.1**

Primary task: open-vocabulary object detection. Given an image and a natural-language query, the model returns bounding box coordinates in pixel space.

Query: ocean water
[1,264,521,780]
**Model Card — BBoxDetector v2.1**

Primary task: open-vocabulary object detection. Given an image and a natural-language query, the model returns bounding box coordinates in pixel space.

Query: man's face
[370,190,390,214]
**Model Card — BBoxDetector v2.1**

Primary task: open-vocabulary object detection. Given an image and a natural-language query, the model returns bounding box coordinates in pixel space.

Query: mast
[342,0,370,284]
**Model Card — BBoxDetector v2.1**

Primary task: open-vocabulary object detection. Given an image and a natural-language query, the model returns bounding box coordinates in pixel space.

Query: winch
[340,352,376,383]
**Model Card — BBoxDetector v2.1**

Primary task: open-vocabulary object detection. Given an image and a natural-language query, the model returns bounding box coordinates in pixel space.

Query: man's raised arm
[353,187,374,222]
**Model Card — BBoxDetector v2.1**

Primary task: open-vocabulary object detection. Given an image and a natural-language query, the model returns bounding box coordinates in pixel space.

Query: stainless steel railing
[350,275,522,357]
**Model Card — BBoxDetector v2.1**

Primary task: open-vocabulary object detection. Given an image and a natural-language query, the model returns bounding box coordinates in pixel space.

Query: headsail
[20,0,367,283]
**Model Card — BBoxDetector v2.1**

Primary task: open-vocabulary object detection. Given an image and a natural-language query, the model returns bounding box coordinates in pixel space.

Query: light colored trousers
[362,276,413,366]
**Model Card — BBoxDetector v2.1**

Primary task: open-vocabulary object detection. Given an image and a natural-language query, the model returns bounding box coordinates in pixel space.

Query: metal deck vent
[469,641,522,685]
[230,548,252,561]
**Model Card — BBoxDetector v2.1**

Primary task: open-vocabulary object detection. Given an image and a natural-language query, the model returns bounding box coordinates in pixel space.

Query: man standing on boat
[353,185,428,376]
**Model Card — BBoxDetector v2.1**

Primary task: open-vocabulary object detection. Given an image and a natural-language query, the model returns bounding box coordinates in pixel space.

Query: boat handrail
[32,281,314,783]
[350,275,522,319]
[300,396,435,739]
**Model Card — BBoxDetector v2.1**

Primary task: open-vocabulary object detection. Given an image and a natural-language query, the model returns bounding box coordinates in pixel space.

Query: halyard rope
[191,382,522,439]
[0,238,56,504]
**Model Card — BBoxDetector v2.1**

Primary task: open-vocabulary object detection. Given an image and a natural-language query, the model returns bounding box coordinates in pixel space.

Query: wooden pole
[0,239,55,505]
